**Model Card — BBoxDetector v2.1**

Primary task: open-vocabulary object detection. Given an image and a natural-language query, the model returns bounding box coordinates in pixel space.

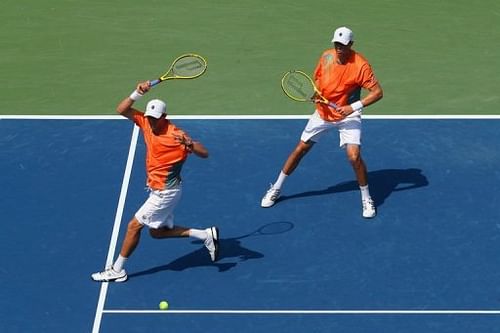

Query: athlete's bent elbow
[378,89,384,100]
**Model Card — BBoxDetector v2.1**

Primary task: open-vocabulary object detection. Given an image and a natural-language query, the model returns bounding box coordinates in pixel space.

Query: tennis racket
[281,70,338,109]
[150,53,207,87]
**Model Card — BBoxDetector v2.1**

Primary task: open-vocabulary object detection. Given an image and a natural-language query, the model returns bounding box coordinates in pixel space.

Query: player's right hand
[136,81,151,95]
[311,92,320,102]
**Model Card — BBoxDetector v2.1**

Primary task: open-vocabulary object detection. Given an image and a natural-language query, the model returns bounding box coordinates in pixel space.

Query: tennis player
[261,27,383,218]
[92,81,219,282]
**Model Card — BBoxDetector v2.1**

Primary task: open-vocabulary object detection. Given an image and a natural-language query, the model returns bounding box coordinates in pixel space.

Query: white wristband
[129,90,143,101]
[350,100,364,112]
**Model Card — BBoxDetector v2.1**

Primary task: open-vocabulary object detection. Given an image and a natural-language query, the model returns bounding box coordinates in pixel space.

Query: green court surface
[1,0,499,116]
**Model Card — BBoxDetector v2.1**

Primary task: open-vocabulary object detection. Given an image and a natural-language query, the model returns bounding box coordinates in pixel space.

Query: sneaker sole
[363,211,377,219]
[261,197,279,208]
[91,273,128,283]
[114,275,128,282]
[211,226,220,262]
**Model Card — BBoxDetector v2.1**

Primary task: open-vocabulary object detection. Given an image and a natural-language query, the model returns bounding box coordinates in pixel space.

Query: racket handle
[313,98,338,110]
[328,102,338,110]
[150,79,161,87]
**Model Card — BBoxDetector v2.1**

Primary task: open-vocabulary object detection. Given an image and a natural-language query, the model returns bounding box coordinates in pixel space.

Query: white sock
[113,255,127,272]
[189,228,207,240]
[360,185,371,201]
[273,171,288,190]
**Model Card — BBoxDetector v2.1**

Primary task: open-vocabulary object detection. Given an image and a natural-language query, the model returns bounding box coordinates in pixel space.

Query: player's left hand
[336,105,354,117]
[174,133,194,151]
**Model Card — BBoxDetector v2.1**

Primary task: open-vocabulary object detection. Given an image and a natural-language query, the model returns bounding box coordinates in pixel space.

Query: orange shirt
[133,112,189,190]
[314,49,378,122]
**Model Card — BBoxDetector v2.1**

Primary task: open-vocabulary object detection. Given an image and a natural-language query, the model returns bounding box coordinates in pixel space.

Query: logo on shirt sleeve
[323,53,334,65]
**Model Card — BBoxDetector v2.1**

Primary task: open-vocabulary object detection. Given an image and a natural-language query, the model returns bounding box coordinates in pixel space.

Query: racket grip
[328,102,338,109]
[150,79,161,87]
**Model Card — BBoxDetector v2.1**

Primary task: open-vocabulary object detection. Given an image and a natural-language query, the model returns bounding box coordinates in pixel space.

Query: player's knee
[128,219,143,233]
[347,152,361,166]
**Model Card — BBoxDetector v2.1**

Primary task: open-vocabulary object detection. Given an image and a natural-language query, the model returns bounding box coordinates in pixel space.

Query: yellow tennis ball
[159,300,169,310]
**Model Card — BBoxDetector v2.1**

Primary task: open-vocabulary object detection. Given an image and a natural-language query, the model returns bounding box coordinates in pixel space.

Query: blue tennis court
[1,116,500,333]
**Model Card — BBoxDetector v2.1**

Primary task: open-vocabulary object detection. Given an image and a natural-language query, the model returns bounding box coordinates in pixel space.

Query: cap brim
[144,111,163,119]
[332,38,350,45]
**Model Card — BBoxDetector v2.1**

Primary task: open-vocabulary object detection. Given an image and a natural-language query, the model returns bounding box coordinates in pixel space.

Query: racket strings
[172,56,206,77]
[283,72,315,101]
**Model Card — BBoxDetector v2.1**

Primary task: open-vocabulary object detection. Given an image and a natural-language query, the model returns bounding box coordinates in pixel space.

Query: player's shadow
[278,168,428,206]
[128,221,294,279]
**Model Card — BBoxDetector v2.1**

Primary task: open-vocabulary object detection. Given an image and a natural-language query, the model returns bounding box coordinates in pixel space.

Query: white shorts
[300,110,362,148]
[135,185,182,229]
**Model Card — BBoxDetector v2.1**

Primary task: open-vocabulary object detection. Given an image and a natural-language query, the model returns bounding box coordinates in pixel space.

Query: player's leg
[345,144,367,185]
[283,140,315,175]
[260,140,314,208]
[91,188,170,282]
[90,216,142,283]
[339,116,376,218]
[261,111,331,208]
[148,225,219,262]
[120,217,144,257]
[145,187,220,262]
[149,225,190,238]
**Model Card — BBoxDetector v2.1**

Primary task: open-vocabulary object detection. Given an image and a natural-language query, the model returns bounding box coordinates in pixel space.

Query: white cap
[331,27,354,45]
[144,99,167,119]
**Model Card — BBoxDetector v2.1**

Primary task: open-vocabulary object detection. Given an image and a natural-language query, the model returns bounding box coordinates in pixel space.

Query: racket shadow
[278,168,428,206]
[128,221,294,279]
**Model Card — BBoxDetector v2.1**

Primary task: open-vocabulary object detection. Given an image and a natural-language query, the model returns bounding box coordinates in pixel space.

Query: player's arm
[116,81,151,121]
[337,82,383,116]
[190,141,209,158]
[359,82,383,108]
[336,82,383,116]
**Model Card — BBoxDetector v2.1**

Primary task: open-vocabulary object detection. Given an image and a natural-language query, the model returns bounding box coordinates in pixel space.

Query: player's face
[147,116,166,135]
[333,42,352,64]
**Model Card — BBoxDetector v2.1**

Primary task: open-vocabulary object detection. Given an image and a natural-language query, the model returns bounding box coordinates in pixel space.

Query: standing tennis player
[261,27,383,218]
[92,81,219,282]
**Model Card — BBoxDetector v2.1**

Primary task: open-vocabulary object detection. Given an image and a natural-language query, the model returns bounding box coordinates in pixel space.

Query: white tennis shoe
[204,226,220,262]
[261,184,281,208]
[91,267,128,282]
[362,198,376,219]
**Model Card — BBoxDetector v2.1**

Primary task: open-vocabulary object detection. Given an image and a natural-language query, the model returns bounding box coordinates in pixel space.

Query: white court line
[0,115,124,120]
[92,125,140,333]
[102,309,500,315]
[1,114,500,120]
